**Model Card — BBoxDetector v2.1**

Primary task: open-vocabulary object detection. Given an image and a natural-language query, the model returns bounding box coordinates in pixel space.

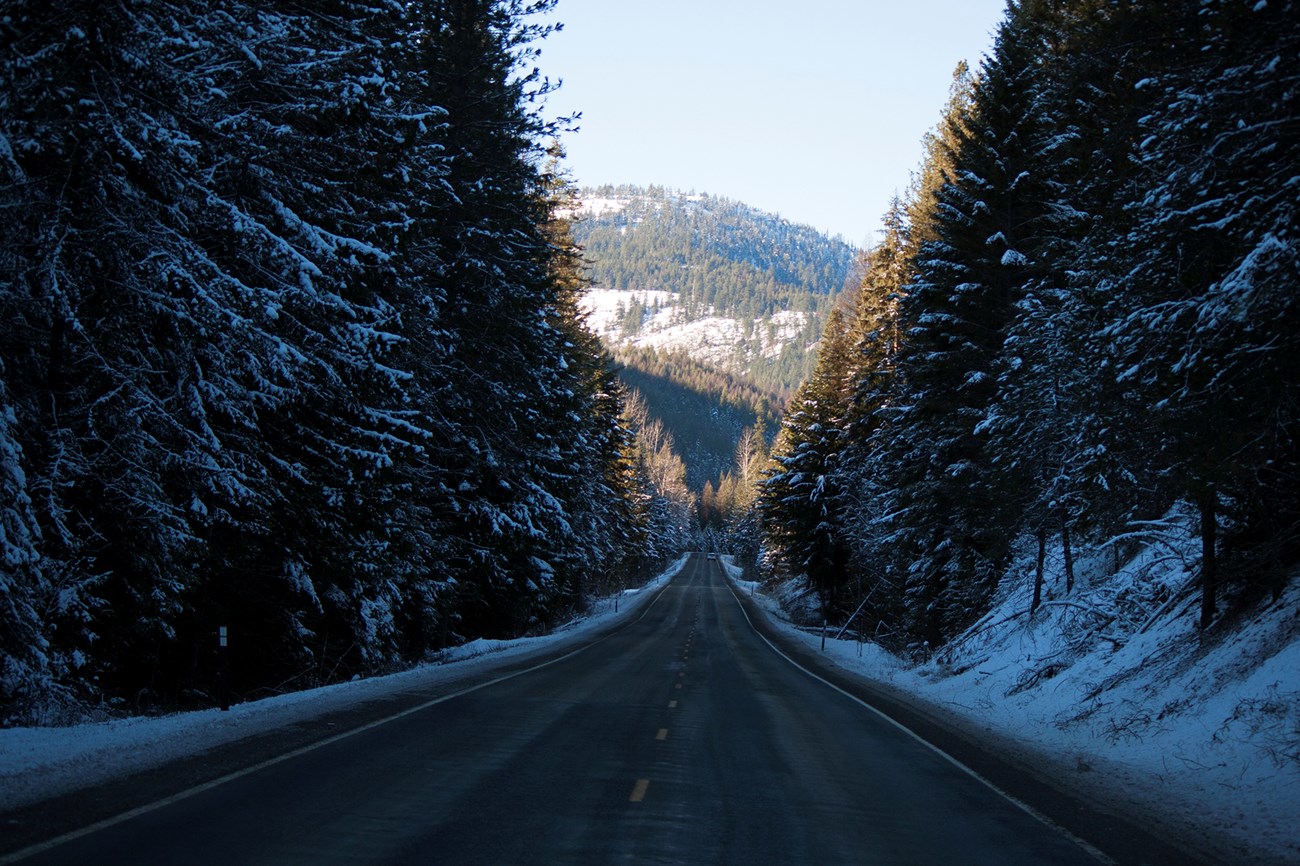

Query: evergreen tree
[832,202,913,638]
[623,391,695,561]
[0,0,656,721]
[977,0,1142,605]
[402,0,585,638]
[535,149,648,612]
[196,0,438,686]
[761,305,855,619]
[757,0,1299,655]
[866,11,1057,645]
[0,0,319,705]
[1105,0,1300,623]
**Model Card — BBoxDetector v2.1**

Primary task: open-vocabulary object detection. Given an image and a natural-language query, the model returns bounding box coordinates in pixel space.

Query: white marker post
[218,625,229,712]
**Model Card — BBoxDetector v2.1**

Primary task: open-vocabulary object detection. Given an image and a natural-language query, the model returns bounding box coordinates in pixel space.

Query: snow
[721,526,1300,866]
[581,288,676,333]
[578,196,629,217]
[581,287,813,372]
[0,556,688,813]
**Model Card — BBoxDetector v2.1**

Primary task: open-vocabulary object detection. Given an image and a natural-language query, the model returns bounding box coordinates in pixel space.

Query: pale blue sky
[538,0,1008,247]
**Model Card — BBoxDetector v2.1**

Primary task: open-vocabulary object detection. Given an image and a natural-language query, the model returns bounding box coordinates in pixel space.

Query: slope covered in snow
[582,287,816,377]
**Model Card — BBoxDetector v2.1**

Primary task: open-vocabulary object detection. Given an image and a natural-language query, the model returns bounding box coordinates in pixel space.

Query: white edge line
[722,574,1117,866]
[1,575,677,865]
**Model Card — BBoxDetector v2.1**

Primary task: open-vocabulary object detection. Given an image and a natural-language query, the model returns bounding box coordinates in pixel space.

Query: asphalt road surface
[5,554,1201,865]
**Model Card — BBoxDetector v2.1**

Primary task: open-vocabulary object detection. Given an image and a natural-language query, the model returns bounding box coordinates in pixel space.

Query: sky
[537,0,1009,247]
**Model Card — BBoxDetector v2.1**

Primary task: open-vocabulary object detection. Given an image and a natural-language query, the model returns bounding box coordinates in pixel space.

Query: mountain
[566,185,856,492]
[570,184,857,397]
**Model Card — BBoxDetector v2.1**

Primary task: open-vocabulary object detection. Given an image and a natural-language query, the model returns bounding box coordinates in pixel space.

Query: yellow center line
[629,779,650,802]
[656,728,668,741]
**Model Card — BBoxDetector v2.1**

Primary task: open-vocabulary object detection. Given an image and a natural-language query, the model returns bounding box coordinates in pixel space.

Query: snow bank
[724,526,1300,865]
[0,556,688,812]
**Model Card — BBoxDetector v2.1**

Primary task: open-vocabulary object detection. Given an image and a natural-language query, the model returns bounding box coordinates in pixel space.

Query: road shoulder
[0,562,684,858]
[721,571,1266,866]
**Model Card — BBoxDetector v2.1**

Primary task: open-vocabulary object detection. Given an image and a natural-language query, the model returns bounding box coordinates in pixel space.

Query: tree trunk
[1061,517,1075,593]
[1031,526,1046,614]
[1199,488,1217,629]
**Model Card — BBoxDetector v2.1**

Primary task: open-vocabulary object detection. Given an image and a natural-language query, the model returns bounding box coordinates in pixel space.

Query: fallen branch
[938,608,1032,663]
[1035,600,1115,622]
[1136,575,1201,634]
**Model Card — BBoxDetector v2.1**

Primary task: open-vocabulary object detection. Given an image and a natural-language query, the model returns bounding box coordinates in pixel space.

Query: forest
[614,345,781,491]
[3,0,1295,727]
[0,1,691,724]
[757,0,1298,653]
[572,184,855,319]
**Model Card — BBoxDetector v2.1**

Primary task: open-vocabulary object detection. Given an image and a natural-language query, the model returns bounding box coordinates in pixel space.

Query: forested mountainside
[571,185,858,395]
[0,1,690,725]
[614,347,781,492]
[568,185,853,502]
[572,184,855,318]
[755,0,1299,655]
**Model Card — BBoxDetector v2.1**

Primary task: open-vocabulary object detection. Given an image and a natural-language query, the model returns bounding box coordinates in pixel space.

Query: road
[6,554,1196,865]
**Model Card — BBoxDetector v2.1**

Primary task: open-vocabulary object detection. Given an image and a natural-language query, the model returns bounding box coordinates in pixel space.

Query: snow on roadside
[0,556,689,813]
[722,533,1300,866]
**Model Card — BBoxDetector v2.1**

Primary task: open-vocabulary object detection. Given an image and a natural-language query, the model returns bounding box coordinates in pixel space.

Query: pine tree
[1106,0,1300,623]
[623,391,694,561]
[1,0,658,719]
[761,305,856,619]
[975,0,1146,606]
[833,202,913,637]
[0,0,321,704]
[867,11,1058,644]
[401,0,587,638]
[533,148,648,613]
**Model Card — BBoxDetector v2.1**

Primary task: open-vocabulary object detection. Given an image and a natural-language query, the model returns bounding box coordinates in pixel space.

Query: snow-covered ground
[581,288,676,336]
[722,519,1300,866]
[581,287,814,372]
[0,556,688,814]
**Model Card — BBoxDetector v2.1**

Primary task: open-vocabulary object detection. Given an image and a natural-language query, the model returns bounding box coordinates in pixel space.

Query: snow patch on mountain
[564,196,629,219]
[582,287,815,373]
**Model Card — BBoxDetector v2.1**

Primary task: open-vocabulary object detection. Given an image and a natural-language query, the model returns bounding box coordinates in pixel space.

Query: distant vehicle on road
[707,553,717,560]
